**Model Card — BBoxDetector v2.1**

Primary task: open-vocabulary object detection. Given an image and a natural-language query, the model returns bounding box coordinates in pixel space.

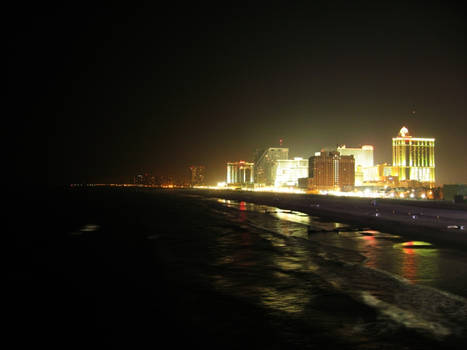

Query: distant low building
[297,177,309,189]
[443,184,467,202]
[227,161,254,186]
[134,172,154,186]
[361,163,394,183]
[273,157,308,187]
[189,165,205,186]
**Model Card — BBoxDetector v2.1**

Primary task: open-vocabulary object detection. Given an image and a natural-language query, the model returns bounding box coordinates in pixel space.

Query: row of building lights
[194,126,436,199]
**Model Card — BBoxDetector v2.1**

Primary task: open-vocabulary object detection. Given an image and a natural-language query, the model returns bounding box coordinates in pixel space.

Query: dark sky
[10,2,466,185]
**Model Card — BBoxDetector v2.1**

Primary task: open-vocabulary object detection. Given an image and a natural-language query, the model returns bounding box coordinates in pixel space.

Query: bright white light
[399,126,409,137]
[196,184,429,201]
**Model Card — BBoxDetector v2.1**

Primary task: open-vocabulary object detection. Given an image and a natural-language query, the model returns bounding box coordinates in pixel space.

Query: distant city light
[77,183,434,201]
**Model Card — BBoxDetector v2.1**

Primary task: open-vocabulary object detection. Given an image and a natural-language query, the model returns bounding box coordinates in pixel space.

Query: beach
[8,187,467,349]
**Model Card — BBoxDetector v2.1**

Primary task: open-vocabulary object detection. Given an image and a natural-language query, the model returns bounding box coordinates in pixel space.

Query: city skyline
[224,125,434,185]
[86,124,444,187]
[132,125,429,189]
[12,3,465,186]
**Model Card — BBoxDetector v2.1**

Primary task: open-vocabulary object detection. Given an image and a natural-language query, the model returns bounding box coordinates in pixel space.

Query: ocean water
[11,188,467,349]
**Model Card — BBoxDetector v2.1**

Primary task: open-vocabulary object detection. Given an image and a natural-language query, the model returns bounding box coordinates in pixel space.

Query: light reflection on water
[213,198,326,315]
[205,196,467,341]
[257,284,312,314]
[334,232,441,286]
[394,242,440,284]
[214,197,447,291]
[273,210,311,226]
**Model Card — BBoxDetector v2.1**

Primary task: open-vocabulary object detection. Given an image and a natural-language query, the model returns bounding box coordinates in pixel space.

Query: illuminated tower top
[399,126,410,137]
[393,126,434,142]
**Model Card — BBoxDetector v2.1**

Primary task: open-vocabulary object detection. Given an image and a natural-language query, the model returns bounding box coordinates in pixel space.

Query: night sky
[10,2,466,185]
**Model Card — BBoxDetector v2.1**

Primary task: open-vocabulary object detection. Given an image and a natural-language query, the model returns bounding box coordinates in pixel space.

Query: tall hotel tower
[392,126,435,185]
[308,151,355,191]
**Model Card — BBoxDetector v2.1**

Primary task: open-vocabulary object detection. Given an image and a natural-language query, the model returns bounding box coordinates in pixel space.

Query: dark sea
[10,187,467,349]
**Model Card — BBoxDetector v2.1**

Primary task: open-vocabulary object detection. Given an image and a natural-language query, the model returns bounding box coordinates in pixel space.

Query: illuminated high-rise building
[337,145,374,168]
[189,165,205,186]
[273,157,308,187]
[254,147,289,186]
[337,145,374,185]
[226,161,254,185]
[392,126,435,185]
[308,151,355,191]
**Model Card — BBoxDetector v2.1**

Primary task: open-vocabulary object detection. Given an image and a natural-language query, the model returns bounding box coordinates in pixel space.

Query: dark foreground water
[10,188,467,349]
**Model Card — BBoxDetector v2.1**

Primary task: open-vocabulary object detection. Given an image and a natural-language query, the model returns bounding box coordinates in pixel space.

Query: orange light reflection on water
[239,201,247,211]
[362,235,376,243]
[399,240,439,284]
[362,235,378,269]
[402,246,417,282]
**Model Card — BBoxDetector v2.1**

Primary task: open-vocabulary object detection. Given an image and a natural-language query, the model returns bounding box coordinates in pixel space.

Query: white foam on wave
[361,291,451,338]
[80,224,100,232]
[69,224,100,235]
[318,258,467,338]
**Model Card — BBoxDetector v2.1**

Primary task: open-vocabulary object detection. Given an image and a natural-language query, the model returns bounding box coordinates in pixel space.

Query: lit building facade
[273,157,308,187]
[254,147,289,186]
[337,145,374,185]
[226,161,254,185]
[308,151,355,191]
[337,145,374,168]
[189,166,205,186]
[392,126,435,185]
[361,163,396,182]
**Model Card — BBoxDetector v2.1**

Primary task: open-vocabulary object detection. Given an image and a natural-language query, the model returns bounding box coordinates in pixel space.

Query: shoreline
[180,189,467,249]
